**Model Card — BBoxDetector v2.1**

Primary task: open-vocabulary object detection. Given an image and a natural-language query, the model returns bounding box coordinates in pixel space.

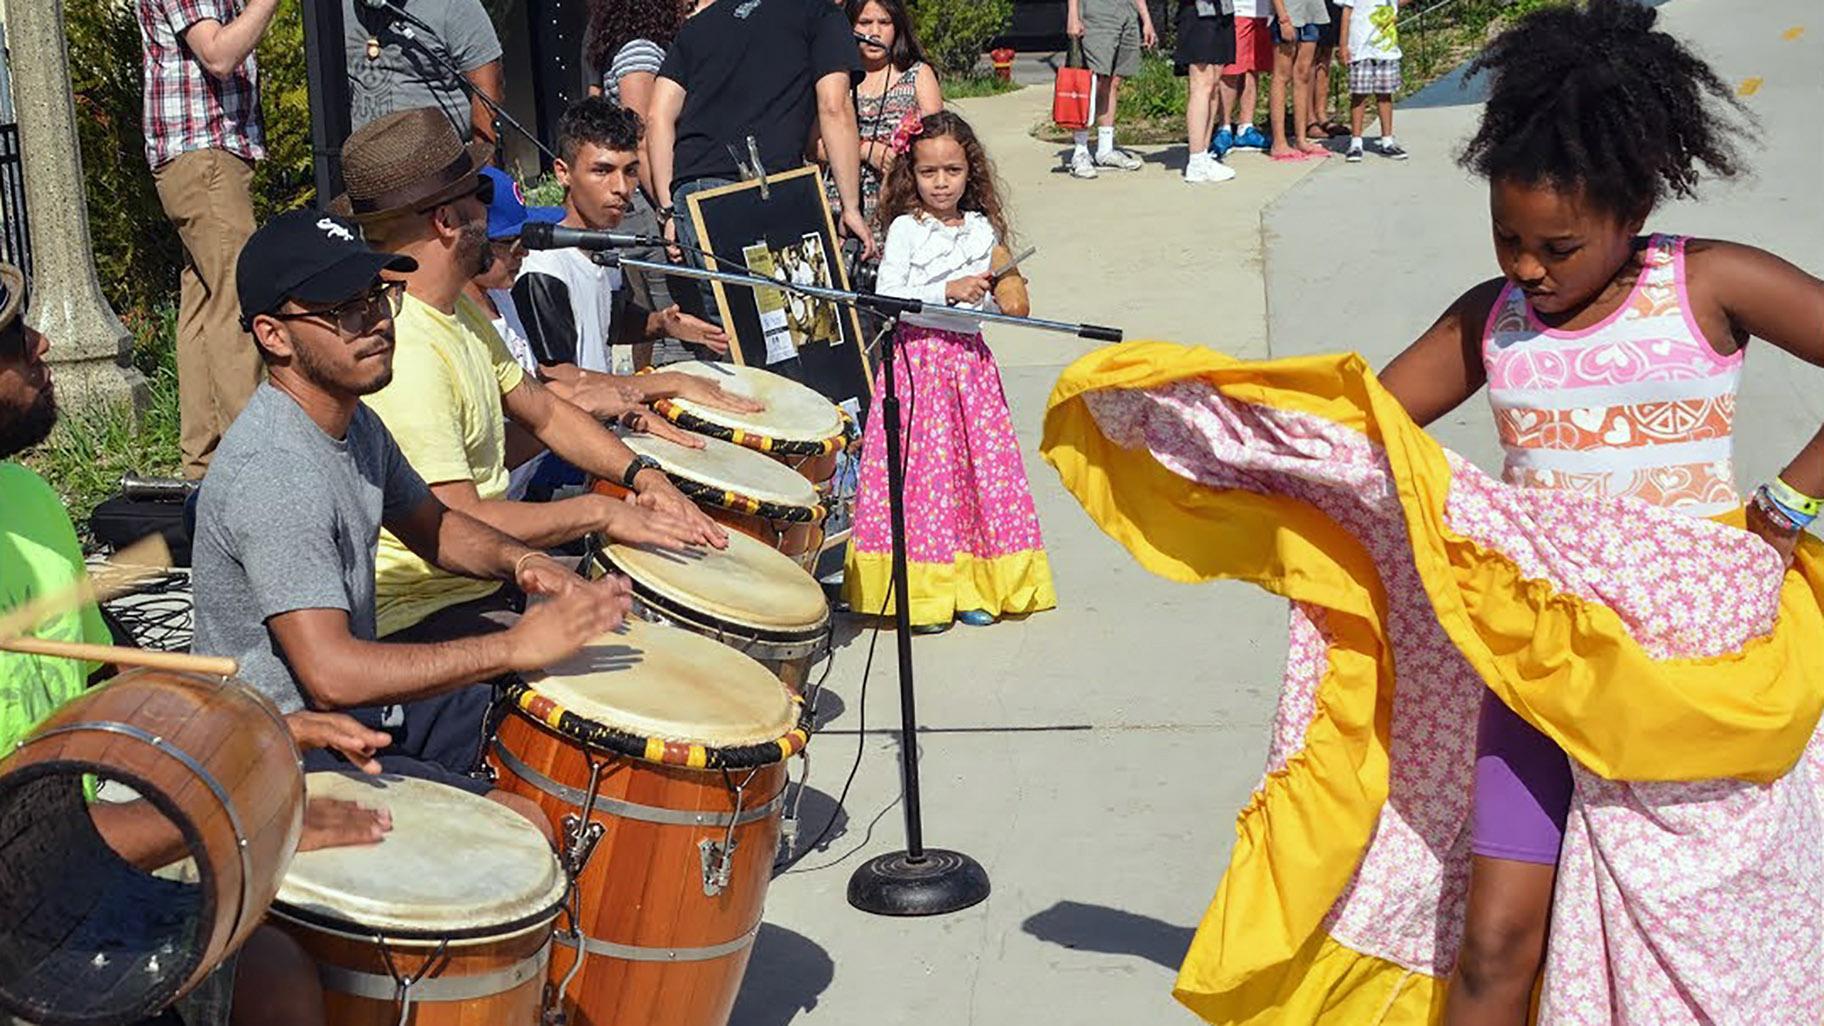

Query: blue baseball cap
[482,167,563,241]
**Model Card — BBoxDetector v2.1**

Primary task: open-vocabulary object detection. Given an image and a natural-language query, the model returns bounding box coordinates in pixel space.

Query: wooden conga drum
[650,361,851,492]
[0,670,304,1026]
[269,772,567,1026]
[592,432,829,572]
[590,533,831,694]
[488,618,809,1026]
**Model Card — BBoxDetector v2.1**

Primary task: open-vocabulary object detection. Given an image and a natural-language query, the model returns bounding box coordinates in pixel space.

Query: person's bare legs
[1239,70,1260,134]
[1217,73,1241,134]
[1310,44,1336,136]
[232,925,326,1026]
[1293,41,1327,154]
[1378,92,1396,141]
[1351,92,1367,139]
[1269,41,1298,157]
[1442,856,1556,1025]
[1186,63,1220,160]
[1099,74,1123,130]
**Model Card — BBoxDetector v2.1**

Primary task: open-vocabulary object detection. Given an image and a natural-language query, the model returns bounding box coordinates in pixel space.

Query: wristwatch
[622,455,662,489]
[655,205,676,224]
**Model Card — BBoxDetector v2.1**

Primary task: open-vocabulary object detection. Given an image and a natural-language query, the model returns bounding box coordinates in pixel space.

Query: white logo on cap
[316,218,355,242]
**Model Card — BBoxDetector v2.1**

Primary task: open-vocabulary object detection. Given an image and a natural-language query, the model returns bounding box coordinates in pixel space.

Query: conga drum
[592,432,829,572]
[488,619,809,1026]
[590,533,831,693]
[0,670,304,1026]
[269,772,567,1026]
[650,361,851,491]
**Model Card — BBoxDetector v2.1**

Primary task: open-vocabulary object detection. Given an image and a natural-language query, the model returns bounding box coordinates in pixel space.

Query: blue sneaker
[956,609,998,627]
[1234,124,1270,151]
[1209,125,1235,159]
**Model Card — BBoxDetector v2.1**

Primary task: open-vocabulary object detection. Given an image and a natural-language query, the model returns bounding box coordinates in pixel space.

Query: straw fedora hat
[329,108,495,223]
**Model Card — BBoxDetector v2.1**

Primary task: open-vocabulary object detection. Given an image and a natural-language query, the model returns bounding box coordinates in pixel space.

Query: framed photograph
[682,165,872,421]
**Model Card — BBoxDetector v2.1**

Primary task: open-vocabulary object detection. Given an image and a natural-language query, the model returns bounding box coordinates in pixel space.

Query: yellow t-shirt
[365,293,526,636]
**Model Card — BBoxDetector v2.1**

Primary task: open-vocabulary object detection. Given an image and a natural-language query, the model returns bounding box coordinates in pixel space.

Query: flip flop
[1270,150,1313,162]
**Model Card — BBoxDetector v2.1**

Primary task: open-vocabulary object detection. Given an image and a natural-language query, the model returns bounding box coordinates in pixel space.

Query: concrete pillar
[8,0,148,415]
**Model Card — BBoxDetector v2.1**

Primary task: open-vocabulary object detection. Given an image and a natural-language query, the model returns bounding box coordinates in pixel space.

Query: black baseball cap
[237,210,418,329]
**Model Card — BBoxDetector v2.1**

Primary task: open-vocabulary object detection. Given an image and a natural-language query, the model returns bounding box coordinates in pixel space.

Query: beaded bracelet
[1753,486,1811,534]
[1767,477,1823,519]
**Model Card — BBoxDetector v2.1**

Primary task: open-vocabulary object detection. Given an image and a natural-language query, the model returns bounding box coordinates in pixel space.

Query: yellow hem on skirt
[842,547,1057,626]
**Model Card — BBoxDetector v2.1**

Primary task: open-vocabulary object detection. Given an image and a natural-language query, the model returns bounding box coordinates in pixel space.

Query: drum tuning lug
[561,816,605,875]
[699,837,738,896]
[777,817,799,863]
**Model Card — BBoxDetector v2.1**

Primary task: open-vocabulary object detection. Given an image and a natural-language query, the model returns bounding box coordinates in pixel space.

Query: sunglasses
[270,280,406,337]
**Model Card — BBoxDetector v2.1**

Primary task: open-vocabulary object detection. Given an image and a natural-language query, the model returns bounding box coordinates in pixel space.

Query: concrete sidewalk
[737,3,1822,1023]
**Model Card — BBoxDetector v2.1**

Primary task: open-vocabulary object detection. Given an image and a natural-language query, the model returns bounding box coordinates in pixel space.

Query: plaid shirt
[136,0,266,168]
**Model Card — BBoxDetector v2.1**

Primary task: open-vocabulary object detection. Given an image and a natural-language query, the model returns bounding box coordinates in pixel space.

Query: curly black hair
[1459,0,1753,222]
[586,0,684,82]
[557,96,643,164]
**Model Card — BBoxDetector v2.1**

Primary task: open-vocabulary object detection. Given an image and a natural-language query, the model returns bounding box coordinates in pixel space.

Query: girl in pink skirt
[843,111,1057,633]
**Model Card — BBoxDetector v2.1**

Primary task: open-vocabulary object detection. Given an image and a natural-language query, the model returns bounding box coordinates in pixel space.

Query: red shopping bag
[1052,40,1096,130]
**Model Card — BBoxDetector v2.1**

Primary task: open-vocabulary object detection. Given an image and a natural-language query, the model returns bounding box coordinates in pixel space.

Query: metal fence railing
[0,121,29,278]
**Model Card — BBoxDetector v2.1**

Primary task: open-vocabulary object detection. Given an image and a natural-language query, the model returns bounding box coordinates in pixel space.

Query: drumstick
[0,637,238,677]
[989,245,1037,281]
[0,535,172,643]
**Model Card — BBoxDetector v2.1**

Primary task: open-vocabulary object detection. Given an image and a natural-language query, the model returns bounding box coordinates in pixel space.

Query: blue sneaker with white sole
[956,609,997,627]
[1234,124,1270,150]
[1209,125,1235,159]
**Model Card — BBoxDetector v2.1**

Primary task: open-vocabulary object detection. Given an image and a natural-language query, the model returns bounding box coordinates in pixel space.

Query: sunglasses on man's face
[270,280,406,338]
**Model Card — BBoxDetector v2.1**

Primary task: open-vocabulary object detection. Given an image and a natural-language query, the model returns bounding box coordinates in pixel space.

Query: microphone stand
[605,251,1122,916]
[361,0,559,165]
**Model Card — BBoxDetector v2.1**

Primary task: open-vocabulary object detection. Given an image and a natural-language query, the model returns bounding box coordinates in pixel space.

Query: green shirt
[0,462,108,749]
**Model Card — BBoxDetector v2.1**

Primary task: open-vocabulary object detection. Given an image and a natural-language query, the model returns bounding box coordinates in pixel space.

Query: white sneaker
[1204,157,1237,182]
[1095,148,1143,171]
[1070,150,1099,179]
[1184,153,1212,183]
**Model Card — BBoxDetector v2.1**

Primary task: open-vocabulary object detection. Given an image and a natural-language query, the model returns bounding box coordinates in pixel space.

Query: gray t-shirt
[344,0,504,140]
[192,384,432,713]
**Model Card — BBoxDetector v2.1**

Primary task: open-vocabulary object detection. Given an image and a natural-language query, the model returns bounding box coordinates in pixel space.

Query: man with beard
[331,109,724,644]
[191,210,636,812]
[0,257,406,1026]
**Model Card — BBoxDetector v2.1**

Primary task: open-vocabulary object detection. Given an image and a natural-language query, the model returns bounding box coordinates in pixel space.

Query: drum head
[665,361,847,444]
[624,432,821,511]
[523,617,797,747]
[606,533,829,635]
[275,773,566,937]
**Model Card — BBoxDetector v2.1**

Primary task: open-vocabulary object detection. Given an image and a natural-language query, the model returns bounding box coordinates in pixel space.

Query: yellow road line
[1739,77,1764,97]
[1782,26,1804,41]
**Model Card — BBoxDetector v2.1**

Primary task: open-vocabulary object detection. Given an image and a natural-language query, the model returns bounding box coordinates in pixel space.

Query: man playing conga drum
[329,108,727,648]
[191,211,647,820]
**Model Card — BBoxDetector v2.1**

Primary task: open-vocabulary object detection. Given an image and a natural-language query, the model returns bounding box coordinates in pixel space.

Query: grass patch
[23,305,183,541]
[941,72,1025,100]
[1031,0,1571,144]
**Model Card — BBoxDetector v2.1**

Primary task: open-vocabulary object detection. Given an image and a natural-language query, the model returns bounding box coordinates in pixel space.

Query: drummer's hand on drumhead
[285,711,391,775]
[621,405,707,448]
[299,797,392,852]
[665,374,766,416]
[654,305,730,356]
[597,496,713,551]
[514,552,584,598]
[506,581,629,671]
[633,475,729,548]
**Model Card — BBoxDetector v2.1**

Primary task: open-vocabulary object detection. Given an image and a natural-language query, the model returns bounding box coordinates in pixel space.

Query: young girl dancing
[844,111,1057,633]
[1375,2,1824,1020]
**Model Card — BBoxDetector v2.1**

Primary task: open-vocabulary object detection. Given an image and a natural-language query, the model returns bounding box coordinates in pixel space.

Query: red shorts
[1224,17,1275,74]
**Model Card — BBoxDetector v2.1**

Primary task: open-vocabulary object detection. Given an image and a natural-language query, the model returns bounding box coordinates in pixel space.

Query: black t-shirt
[658,0,862,188]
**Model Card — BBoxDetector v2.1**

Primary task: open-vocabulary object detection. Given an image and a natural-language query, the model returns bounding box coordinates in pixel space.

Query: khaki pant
[153,148,263,480]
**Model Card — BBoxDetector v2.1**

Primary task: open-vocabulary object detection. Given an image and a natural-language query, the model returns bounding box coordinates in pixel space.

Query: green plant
[940,72,1024,101]
[910,0,1014,77]
[24,304,183,535]
[1120,52,1187,122]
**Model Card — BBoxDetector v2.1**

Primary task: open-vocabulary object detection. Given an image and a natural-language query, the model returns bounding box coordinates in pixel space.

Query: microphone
[520,222,664,252]
[854,32,885,47]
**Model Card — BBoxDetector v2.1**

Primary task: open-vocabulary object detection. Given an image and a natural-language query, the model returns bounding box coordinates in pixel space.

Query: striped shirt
[604,38,668,107]
[135,0,265,168]
[1481,234,1743,518]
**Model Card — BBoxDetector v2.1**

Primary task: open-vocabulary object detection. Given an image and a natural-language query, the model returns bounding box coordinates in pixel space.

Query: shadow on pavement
[729,923,837,1026]
[1021,900,1196,971]
[776,781,851,873]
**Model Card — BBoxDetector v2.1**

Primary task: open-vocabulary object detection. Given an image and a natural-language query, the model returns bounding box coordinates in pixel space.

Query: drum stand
[610,253,1121,916]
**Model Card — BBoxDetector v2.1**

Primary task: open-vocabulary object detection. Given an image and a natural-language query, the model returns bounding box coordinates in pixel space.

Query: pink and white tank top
[1481,234,1743,518]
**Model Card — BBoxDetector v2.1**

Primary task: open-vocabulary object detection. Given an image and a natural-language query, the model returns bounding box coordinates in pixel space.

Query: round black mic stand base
[848,849,991,917]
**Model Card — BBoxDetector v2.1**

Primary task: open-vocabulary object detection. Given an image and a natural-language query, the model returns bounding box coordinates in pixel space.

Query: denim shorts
[1268,17,1324,43]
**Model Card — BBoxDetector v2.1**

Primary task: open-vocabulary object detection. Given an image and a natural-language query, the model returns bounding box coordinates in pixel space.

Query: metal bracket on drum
[562,754,611,879]
[701,768,759,896]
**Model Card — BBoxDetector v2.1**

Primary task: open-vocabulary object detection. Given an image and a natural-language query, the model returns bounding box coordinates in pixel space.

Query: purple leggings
[1471,690,1574,864]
